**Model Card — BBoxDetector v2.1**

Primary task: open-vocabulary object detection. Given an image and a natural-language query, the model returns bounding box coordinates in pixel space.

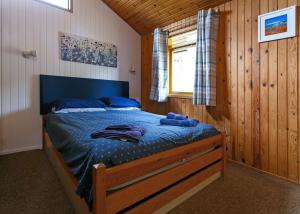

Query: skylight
[36,0,72,12]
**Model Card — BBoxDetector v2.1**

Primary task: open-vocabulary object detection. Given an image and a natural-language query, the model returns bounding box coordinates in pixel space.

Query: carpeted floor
[1,150,300,214]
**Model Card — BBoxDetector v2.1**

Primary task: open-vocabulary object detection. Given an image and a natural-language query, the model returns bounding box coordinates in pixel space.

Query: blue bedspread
[45,110,219,209]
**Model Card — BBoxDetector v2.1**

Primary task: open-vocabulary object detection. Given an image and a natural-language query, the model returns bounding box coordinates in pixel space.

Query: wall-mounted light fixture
[22,50,37,59]
[130,65,136,73]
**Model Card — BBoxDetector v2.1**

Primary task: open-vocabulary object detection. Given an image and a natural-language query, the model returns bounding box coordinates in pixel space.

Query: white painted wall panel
[0,0,141,154]
[0,0,2,149]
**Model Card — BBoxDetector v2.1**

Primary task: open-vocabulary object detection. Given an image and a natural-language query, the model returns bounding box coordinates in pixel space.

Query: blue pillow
[100,97,141,108]
[52,98,106,111]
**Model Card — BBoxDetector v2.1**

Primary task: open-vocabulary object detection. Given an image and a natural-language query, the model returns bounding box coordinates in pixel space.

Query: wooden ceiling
[102,0,230,35]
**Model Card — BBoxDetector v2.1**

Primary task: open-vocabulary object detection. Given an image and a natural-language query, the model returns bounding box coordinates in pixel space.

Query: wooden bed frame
[43,129,225,214]
[40,75,226,214]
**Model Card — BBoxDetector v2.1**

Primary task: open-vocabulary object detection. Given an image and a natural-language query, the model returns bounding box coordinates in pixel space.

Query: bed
[40,75,226,214]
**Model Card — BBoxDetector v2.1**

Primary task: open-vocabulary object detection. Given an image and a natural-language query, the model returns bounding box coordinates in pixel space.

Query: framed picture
[258,5,297,43]
[59,32,118,68]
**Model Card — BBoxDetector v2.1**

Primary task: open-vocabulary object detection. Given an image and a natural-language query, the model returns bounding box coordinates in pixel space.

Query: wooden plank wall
[141,0,300,183]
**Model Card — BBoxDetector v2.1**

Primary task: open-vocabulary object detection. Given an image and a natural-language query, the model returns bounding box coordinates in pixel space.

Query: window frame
[34,0,73,13]
[168,42,196,98]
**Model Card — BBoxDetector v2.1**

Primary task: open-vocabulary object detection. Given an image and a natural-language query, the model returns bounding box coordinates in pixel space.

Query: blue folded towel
[91,125,145,143]
[166,112,188,120]
[160,118,199,127]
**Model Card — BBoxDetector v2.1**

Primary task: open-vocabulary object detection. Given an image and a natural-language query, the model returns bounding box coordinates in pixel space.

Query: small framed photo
[258,5,297,43]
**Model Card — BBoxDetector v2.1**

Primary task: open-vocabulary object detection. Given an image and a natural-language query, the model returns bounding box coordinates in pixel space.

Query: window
[169,31,197,96]
[36,0,72,12]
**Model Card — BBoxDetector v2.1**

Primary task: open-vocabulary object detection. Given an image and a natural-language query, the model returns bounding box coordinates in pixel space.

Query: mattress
[45,110,219,209]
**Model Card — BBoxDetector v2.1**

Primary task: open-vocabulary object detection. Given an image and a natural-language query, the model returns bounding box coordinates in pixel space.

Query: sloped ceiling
[102,0,231,35]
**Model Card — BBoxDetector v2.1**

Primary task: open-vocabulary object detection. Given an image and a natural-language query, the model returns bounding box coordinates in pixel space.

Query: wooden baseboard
[0,145,43,156]
[228,159,300,186]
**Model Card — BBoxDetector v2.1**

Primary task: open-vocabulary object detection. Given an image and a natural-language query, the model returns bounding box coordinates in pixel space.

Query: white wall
[0,0,141,155]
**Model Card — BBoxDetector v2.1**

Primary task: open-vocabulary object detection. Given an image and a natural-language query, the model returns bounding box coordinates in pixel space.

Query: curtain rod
[152,8,220,35]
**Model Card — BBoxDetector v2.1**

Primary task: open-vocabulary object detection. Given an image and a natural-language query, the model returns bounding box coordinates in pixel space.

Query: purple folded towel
[160,118,199,127]
[167,112,188,120]
[91,125,145,143]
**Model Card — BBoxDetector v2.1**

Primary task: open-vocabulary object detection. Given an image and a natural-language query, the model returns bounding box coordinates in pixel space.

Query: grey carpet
[0,150,74,214]
[169,163,300,214]
[1,150,300,214]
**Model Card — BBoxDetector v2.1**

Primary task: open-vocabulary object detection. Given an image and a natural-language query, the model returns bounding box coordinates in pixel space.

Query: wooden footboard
[44,129,225,214]
[92,134,225,214]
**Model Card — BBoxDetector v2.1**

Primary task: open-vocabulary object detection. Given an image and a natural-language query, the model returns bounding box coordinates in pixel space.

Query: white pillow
[105,107,141,111]
[54,108,106,114]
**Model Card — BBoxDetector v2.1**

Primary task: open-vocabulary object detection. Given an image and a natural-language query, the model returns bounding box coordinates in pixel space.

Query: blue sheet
[45,110,219,210]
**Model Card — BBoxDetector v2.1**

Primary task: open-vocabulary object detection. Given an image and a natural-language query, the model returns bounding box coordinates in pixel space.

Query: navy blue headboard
[40,75,129,114]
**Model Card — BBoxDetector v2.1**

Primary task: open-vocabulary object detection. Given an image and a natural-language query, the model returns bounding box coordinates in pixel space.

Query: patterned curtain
[193,9,219,106]
[149,28,168,102]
